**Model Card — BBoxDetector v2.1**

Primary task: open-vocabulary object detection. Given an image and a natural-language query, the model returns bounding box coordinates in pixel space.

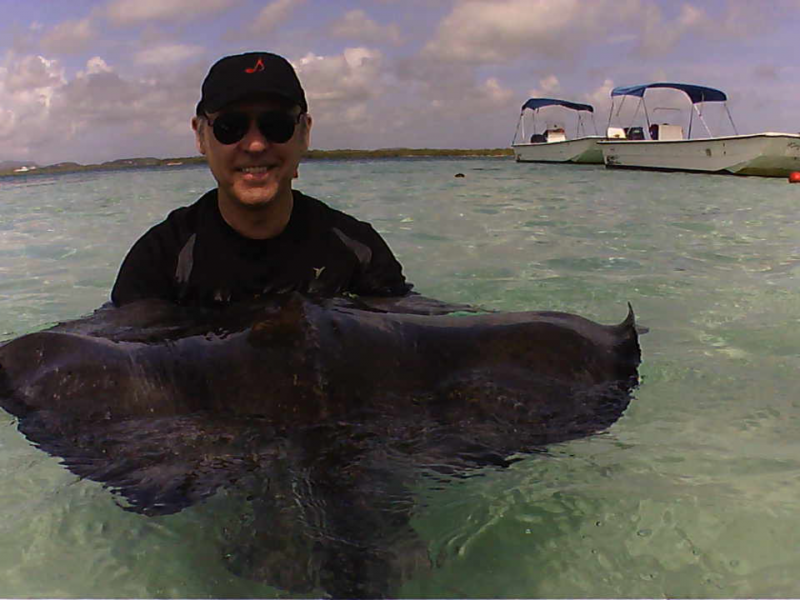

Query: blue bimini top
[521,98,595,113]
[610,83,727,104]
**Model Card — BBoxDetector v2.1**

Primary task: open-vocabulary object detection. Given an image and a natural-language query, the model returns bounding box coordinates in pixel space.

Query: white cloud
[288,47,392,149]
[423,0,769,64]
[2,0,794,162]
[0,106,16,141]
[583,78,616,115]
[330,9,403,46]
[3,54,65,97]
[83,56,113,75]
[102,0,237,26]
[0,51,201,164]
[704,0,770,38]
[246,0,305,35]
[679,3,705,27]
[79,57,114,77]
[40,18,96,54]
[134,43,204,66]
[423,0,641,64]
[0,54,69,159]
[527,75,561,98]
[634,2,687,56]
[297,47,385,107]
[634,2,768,56]
[480,77,514,106]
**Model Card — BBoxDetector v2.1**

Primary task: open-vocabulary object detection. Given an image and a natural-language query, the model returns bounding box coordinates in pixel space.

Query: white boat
[511,98,604,164]
[598,83,800,177]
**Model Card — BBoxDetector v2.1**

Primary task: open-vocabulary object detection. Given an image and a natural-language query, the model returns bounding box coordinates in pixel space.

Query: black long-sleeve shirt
[111,189,412,307]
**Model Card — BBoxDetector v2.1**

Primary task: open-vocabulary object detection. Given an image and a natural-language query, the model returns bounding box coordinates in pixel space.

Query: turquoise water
[1,159,800,597]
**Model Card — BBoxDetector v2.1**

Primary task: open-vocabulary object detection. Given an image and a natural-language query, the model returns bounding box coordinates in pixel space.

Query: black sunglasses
[206,111,302,145]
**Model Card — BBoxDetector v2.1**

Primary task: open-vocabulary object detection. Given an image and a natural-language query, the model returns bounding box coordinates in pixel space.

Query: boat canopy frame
[607,82,738,140]
[512,98,599,145]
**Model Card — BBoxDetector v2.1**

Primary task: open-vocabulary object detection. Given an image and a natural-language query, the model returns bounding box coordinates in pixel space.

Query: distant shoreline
[0,148,513,178]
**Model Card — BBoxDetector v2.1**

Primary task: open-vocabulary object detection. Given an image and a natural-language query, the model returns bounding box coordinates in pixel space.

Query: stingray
[0,293,640,598]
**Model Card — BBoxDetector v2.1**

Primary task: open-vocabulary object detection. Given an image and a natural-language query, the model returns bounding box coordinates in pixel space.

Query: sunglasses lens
[210,111,298,145]
[212,113,249,145]
[257,112,296,144]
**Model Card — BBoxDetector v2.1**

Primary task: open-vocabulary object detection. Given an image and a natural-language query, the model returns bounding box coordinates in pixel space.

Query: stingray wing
[16,410,282,516]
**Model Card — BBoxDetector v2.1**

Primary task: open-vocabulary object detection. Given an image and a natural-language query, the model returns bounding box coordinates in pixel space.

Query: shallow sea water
[1,158,800,597]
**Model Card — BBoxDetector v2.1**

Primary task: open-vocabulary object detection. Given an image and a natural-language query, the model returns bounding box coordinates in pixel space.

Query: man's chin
[238,195,278,210]
[232,185,280,209]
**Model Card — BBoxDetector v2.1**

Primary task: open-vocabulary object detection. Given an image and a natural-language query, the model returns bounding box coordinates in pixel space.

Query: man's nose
[241,121,269,152]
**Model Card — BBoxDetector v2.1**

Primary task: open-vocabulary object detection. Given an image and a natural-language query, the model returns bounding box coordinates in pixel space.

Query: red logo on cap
[245,57,265,74]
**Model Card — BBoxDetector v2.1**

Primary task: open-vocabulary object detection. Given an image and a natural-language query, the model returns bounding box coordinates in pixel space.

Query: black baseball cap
[197,52,307,115]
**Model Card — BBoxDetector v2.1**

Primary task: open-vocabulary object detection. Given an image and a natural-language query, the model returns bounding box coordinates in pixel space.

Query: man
[111,52,411,307]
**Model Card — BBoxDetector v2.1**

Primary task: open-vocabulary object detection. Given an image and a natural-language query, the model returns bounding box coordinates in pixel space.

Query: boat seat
[546,128,566,142]
[658,125,684,140]
[624,126,645,140]
[606,127,626,139]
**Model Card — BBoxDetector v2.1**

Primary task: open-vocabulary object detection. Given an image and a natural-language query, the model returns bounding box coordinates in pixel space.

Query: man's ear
[192,116,207,155]
[302,113,313,148]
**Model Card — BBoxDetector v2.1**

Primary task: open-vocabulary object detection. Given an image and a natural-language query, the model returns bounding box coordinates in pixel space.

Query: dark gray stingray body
[0,293,640,597]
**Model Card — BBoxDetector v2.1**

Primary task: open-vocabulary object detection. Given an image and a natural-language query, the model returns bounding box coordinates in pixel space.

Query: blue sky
[1,0,798,165]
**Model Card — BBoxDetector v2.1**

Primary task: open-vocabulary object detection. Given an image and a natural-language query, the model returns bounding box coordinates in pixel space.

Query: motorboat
[598,82,800,177]
[511,98,604,164]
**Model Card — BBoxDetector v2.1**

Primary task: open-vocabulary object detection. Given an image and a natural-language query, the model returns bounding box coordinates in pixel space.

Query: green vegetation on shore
[0,148,513,177]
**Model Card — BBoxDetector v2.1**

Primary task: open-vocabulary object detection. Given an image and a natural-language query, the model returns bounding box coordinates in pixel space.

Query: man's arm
[332,221,412,297]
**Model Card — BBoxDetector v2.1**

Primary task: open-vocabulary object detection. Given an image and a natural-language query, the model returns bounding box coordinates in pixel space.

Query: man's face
[193,97,311,211]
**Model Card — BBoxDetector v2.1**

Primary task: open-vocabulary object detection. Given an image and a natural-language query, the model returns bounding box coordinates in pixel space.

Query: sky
[1,0,799,165]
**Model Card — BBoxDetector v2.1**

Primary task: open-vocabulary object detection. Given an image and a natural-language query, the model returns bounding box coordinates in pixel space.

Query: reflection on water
[1,160,800,597]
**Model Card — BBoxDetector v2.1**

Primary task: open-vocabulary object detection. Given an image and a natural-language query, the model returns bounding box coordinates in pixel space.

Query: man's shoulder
[164,189,215,225]
[294,190,367,231]
[145,189,216,239]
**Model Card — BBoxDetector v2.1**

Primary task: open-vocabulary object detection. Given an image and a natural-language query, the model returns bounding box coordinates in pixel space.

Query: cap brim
[202,84,305,113]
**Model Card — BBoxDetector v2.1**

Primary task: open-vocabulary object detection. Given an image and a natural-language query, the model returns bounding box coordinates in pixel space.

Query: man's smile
[238,165,276,173]
[237,165,279,181]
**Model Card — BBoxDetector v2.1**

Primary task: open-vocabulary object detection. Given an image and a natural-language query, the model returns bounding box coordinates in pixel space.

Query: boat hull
[599,132,800,177]
[513,136,604,164]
